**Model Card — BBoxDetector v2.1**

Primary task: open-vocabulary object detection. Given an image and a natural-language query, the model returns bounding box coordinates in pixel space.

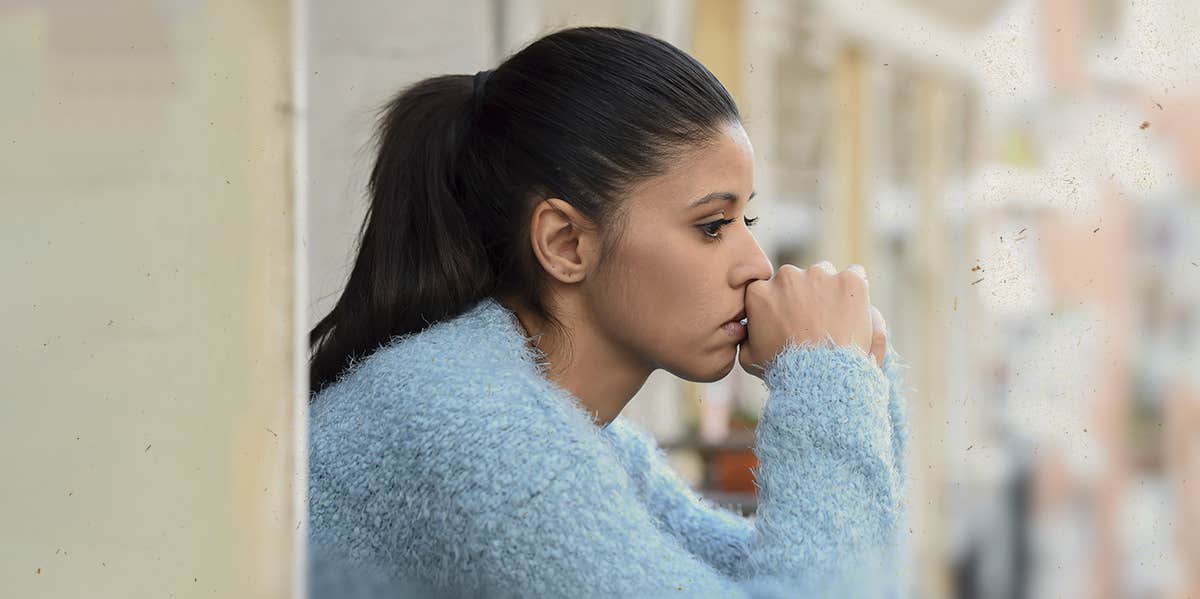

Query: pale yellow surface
[0,2,297,598]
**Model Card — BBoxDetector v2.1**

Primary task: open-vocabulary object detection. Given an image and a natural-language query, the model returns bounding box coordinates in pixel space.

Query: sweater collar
[460,296,624,433]
[461,295,555,376]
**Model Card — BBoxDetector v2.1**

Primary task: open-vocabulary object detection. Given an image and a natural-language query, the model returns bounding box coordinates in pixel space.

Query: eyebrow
[688,190,757,208]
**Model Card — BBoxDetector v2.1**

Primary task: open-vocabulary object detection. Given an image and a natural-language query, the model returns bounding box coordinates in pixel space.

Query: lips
[728,310,746,325]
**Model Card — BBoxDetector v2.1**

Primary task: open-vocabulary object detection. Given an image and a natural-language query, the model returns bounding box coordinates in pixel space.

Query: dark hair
[308,26,741,396]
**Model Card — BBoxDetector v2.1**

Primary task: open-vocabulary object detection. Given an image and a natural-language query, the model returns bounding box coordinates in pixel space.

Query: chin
[673,353,738,384]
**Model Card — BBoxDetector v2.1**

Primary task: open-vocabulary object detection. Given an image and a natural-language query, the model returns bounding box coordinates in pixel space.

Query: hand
[848,263,890,371]
[738,261,887,380]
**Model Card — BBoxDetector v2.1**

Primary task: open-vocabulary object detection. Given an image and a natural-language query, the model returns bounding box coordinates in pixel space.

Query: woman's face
[584,120,774,382]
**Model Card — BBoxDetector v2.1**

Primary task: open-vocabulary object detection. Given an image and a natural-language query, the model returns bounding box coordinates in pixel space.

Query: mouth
[721,311,748,340]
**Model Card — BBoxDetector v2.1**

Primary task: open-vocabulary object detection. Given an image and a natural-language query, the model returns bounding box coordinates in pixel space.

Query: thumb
[868,305,887,370]
[738,341,759,377]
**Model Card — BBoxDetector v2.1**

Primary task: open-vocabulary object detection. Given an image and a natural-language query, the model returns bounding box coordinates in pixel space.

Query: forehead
[627,122,755,213]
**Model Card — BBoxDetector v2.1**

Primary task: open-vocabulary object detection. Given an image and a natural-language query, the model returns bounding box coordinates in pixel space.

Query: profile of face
[531,120,774,384]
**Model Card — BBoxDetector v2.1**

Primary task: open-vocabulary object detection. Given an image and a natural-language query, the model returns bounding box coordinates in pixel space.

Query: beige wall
[0,2,298,598]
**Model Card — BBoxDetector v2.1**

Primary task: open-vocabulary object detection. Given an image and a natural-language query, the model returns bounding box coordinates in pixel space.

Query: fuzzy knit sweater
[307,296,912,599]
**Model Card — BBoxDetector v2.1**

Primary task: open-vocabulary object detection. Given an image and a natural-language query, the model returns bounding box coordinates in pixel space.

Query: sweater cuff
[757,340,892,457]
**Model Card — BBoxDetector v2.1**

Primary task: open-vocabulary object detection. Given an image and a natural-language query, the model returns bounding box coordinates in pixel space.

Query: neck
[497,295,652,428]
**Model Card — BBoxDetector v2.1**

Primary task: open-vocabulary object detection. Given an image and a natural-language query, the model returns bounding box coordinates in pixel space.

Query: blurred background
[4,1,1198,598]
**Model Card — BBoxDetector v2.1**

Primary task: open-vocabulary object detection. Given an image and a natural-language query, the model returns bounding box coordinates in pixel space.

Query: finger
[846,264,868,290]
[811,260,837,275]
[869,305,888,370]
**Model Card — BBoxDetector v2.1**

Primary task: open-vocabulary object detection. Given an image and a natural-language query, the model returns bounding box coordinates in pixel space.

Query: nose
[730,234,774,288]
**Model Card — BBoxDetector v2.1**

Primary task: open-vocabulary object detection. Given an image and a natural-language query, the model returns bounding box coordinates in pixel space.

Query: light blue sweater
[308,296,912,598]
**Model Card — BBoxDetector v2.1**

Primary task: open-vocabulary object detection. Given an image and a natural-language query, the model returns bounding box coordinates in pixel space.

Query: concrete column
[0,1,297,597]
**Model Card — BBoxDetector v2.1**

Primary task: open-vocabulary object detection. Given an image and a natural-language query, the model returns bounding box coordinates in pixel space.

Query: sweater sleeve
[600,415,756,579]
[739,339,904,597]
[602,342,912,595]
[409,340,905,599]
[882,344,910,492]
[881,343,913,598]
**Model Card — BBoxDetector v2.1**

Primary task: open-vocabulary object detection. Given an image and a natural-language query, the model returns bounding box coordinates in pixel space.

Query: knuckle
[777,265,803,283]
[746,280,767,298]
[840,271,868,292]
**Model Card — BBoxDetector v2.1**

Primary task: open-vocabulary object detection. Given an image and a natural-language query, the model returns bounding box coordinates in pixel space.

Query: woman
[307,26,911,599]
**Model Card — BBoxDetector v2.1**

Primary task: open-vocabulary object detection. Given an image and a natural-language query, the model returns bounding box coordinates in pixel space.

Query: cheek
[619,233,704,303]
[614,237,725,339]
[589,243,664,336]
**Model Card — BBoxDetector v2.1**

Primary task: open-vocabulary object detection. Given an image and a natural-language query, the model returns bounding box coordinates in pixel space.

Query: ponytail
[309,75,490,395]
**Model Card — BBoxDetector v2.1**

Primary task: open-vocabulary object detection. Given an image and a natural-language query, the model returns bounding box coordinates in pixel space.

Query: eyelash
[699,216,759,241]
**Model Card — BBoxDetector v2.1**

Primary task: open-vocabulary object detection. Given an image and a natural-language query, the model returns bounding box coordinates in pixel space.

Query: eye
[699,215,759,242]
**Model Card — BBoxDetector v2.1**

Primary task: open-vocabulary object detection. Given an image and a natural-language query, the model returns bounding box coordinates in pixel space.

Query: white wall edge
[290,0,310,596]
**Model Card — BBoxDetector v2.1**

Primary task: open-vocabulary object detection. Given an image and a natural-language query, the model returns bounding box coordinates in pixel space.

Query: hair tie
[472,69,493,115]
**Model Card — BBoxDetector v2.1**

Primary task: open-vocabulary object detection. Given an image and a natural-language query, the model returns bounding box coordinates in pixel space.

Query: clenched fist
[738,261,888,379]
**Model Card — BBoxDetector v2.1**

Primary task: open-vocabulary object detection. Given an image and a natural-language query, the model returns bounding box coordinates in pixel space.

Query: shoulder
[600,415,661,465]
[310,297,542,429]
[309,301,618,500]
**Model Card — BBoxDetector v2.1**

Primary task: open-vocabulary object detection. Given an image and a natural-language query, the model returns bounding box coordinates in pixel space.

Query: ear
[527,198,600,284]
